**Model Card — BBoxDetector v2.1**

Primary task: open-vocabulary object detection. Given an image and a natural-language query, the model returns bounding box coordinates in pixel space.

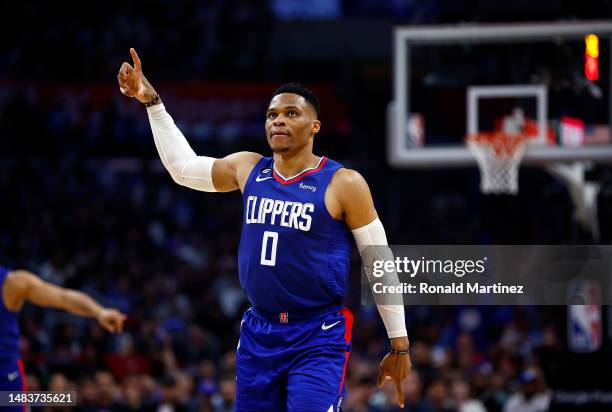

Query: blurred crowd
[0,155,573,411]
[18,305,565,412]
[0,81,575,412]
[1,1,608,83]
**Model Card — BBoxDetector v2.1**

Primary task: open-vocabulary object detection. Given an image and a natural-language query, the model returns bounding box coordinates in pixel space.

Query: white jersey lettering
[245,196,314,232]
[270,200,285,225]
[280,201,293,227]
[299,203,314,231]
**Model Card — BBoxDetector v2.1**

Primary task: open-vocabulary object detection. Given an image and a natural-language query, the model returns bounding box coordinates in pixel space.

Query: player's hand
[96,308,127,333]
[377,338,411,408]
[117,48,158,103]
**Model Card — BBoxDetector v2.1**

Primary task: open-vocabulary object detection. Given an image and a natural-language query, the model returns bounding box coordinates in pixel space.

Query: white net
[467,133,527,195]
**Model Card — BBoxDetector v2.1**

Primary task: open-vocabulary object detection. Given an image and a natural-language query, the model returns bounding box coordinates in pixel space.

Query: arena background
[1,1,612,411]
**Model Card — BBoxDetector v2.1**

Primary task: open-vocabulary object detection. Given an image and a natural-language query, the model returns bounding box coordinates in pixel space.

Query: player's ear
[312,120,321,134]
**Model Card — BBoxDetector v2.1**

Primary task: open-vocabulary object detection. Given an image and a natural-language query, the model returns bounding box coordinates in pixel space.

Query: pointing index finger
[130,48,142,71]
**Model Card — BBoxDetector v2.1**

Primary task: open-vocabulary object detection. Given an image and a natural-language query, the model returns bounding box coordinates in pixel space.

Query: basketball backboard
[388,21,612,168]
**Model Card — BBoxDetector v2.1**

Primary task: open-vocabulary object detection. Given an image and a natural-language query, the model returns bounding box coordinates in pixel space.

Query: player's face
[265,93,320,153]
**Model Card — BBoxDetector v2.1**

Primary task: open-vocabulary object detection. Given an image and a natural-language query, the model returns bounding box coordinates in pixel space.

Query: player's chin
[270,143,291,153]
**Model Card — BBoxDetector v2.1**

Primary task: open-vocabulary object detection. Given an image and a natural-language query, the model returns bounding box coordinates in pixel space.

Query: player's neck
[272,150,321,179]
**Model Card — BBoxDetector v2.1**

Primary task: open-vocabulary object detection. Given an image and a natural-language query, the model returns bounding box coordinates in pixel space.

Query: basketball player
[118,48,410,411]
[0,266,126,398]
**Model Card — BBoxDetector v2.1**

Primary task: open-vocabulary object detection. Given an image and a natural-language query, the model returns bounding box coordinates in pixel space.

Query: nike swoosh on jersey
[255,175,273,182]
[7,371,19,381]
[321,320,341,330]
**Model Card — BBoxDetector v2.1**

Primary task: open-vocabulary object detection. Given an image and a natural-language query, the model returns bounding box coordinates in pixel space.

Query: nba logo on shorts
[568,280,602,352]
[279,312,289,324]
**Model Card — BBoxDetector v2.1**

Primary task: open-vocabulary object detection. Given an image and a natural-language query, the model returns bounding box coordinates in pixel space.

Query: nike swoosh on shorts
[321,320,341,330]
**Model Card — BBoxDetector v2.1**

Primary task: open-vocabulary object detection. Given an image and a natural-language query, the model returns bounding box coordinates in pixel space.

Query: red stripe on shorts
[17,359,27,391]
[338,307,354,394]
[17,359,28,412]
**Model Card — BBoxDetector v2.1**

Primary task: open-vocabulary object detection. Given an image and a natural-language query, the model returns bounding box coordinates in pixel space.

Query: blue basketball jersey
[0,275,26,406]
[237,156,352,315]
[0,267,20,366]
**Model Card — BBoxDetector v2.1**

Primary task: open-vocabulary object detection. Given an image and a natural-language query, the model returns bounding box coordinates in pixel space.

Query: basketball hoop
[466,131,529,195]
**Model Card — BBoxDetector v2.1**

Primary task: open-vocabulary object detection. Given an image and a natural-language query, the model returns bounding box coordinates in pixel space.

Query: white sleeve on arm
[147,103,217,192]
[352,218,408,339]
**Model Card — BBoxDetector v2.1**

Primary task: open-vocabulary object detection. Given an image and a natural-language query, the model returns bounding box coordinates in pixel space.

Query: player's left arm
[329,168,411,408]
[5,270,126,333]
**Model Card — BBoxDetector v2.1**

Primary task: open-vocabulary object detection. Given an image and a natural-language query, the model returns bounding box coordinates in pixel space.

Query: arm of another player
[117,48,261,192]
[329,168,411,408]
[4,270,127,333]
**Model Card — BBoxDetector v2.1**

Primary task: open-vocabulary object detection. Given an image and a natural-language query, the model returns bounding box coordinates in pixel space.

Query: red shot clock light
[585,34,599,81]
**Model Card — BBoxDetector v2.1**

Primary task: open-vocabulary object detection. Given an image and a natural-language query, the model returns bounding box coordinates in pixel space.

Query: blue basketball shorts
[0,359,28,412]
[235,306,353,412]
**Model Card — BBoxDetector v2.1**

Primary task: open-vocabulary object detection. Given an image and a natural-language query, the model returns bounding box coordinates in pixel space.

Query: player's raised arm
[4,270,126,333]
[117,48,261,192]
[329,168,411,408]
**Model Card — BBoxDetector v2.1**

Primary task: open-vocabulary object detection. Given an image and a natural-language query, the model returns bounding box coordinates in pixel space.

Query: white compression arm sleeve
[352,218,408,339]
[147,103,217,192]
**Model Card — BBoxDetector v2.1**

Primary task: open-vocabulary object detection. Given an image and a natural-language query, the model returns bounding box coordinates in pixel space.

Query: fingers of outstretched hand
[117,80,133,97]
[117,72,127,85]
[119,62,134,77]
[377,367,387,388]
[393,375,405,408]
[117,315,127,332]
[110,319,120,333]
[101,320,114,333]
[130,48,142,71]
[118,63,135,96]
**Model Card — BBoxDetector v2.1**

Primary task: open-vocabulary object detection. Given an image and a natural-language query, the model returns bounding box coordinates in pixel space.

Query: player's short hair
[272,83,320,117]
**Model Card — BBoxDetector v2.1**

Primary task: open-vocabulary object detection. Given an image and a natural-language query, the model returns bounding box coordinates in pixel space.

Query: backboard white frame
[390,21,612,168]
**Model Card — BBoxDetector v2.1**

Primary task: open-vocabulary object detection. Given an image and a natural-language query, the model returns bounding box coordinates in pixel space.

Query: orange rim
[466,132,528,157]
